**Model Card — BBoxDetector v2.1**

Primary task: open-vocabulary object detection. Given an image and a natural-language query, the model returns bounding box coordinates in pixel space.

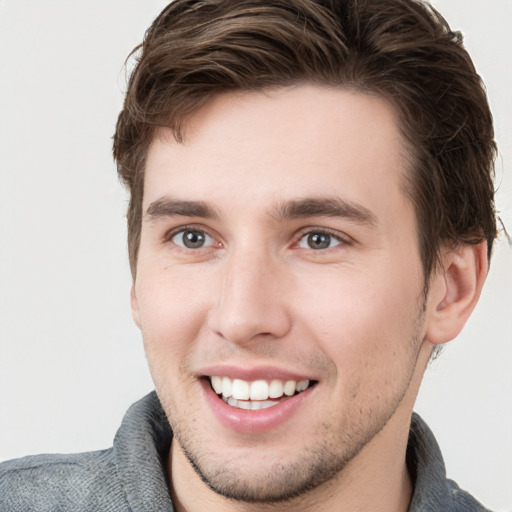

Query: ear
[130,283,141,329]
[425,241,488,345]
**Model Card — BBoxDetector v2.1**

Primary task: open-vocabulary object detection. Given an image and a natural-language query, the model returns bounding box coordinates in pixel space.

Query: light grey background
[0,1,511,509]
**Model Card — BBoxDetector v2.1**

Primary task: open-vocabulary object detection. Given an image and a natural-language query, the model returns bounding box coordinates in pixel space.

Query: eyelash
[164,224,219,250]
[163,225,351,252]
[294,227,350,251]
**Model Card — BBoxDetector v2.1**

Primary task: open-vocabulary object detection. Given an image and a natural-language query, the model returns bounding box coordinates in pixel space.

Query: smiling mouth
[208,376,315,410]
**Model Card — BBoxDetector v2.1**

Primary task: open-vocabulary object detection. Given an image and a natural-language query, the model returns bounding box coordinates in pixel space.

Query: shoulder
[0,393,172,512]
[445,479,493,512]
[408,413,492,512]
[0,449,129,512]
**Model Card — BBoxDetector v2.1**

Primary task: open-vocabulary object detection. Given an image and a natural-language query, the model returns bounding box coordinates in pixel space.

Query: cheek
[296,274,423,419]
[134,264,211,361]
[295,266,422,362]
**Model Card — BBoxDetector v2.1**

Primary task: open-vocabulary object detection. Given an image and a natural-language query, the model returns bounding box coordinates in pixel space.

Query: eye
[297,231,342,250]
[171,229,215,249]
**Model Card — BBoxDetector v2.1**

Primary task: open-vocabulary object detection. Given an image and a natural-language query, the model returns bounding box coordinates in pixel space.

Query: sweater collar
[113,392,174,511]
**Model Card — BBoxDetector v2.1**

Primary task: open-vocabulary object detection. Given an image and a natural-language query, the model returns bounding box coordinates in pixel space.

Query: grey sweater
[0,392,490,511]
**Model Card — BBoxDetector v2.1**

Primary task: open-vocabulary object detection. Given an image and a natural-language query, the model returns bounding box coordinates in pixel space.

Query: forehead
[143,85,411,222]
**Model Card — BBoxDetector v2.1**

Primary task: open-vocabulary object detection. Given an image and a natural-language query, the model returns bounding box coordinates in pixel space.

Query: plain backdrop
[0,1,511,509]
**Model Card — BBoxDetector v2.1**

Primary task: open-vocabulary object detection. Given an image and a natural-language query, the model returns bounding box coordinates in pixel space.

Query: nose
[208,248,292,346]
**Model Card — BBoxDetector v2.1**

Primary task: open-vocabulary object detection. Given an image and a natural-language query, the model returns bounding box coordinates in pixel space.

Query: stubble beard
[164,305,427,505]
[171,398,397,504]
[174,417,368,504]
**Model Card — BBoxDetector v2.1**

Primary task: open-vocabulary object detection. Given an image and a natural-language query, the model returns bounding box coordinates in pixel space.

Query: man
[0,0,503,510]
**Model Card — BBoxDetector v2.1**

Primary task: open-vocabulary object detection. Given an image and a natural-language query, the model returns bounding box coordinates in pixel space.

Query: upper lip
[199,364,316,382]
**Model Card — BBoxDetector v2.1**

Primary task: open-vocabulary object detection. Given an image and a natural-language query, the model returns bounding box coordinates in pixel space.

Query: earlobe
[130,284,141,329]
[425,241,488,345]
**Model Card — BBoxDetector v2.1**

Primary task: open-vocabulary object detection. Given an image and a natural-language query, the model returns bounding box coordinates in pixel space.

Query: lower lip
[201,379,316,434]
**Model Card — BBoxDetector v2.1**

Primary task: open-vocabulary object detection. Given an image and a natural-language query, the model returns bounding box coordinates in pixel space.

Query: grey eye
[298,232,341,250]
[172,229,213,249]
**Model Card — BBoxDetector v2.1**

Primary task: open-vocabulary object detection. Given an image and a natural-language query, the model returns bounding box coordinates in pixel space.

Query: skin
[131,85,487,512]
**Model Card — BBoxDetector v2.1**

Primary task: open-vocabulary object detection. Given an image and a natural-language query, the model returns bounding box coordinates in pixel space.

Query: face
[132,85,431,503]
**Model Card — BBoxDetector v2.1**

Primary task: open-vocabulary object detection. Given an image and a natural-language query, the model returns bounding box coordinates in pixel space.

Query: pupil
[308,233,330,249]
[183,230,205,248]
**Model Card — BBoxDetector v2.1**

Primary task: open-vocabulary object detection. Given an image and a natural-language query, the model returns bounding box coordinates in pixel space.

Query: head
[114,0,496,284]
[113,0,496,507]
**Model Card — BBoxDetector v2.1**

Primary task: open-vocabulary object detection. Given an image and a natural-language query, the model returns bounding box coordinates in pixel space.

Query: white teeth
[231,379,250,400]
[223,397,281,410]
[237,400,252,410]
[222,376,232,398]
[268,379,284,398]
[296,380,309,392]
[283,380,297,396]
[250,380,269,400]
[211,376,223,394]
[249,400,266,410]
[210,376,311,403]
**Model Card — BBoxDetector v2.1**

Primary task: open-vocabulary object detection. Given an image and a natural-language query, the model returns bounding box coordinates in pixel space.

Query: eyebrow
[144,195,377,226]
[270,197,377,226]
[145,197,219,221]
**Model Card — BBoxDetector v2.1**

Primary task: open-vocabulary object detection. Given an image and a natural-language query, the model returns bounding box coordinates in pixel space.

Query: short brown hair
[113,0,497,280]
